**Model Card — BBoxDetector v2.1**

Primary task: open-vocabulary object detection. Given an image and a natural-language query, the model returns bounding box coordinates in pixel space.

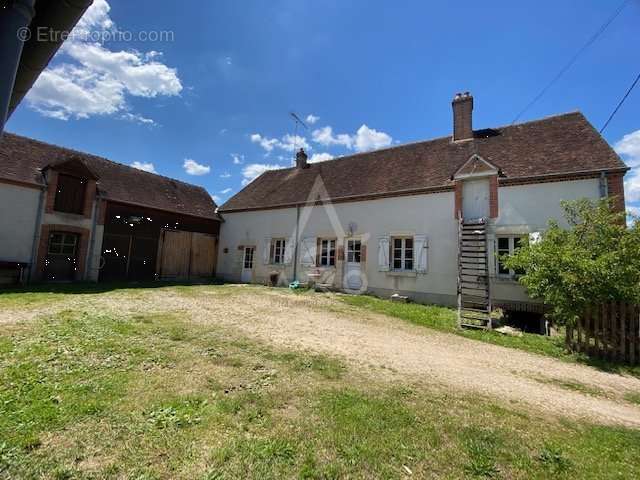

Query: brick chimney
[296,148,308,169]
[452,92,474,141]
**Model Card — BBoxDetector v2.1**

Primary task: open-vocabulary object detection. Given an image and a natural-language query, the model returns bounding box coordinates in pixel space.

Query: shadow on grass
[0,279,226,296]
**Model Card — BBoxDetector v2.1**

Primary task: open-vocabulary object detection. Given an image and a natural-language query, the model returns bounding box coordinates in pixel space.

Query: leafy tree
[503,198,640,326]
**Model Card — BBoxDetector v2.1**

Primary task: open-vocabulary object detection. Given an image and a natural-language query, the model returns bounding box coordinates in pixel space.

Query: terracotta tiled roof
[221,112,627,212]
[0,133,220,221]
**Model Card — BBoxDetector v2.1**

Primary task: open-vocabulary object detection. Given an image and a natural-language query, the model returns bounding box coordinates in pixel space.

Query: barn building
[0,134,220,284]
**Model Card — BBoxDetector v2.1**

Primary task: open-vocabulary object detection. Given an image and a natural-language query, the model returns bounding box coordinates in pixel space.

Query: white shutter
[300,237,317,267]
[283,237,295,264]
[414,235,428,273]
[378,236,390,272]
[263,237,271,264]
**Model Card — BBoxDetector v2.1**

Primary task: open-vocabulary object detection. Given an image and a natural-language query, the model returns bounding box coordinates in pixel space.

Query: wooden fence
[566,302,640,364]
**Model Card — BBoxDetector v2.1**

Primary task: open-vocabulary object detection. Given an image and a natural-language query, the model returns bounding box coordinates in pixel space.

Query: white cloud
[279,134,310,152]
[311,124,392,152]
[121,112,156,126]
[220,188,232,194]
[74,0,114,36]
[219,172,231,178]
[311,126,354,149]
[624,168,640,203]
[241,163,282,186]
[231,153,244,164]
[353,124,392,152]
[615,129,640,167]
[306,114,319,124]
[211,194,221,204]
[309,152,334,163]
[251,133,310,153]
[26,0,182,122]
[183,159,211,176]
[250,134,279,152]
[131,161,156,173]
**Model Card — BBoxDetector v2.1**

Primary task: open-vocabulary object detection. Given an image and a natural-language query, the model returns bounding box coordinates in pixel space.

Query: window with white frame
[347,239,361,263]
[270,238,286,264]
[319,239,336,266]
[496,236,525,277]
[392,237,413,271]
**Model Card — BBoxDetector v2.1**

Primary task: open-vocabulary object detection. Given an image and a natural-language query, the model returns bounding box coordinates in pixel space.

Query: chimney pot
[452,91,473,141]
[296,148,308,169]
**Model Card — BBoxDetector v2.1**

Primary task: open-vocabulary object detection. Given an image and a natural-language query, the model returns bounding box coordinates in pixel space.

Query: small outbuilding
[0,134,221,284]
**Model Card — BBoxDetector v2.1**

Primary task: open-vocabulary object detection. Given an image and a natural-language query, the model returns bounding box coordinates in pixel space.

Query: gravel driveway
[4,285,640,427]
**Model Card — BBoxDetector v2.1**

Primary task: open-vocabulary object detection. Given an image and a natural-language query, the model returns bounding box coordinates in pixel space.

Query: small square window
[391,237,414,271]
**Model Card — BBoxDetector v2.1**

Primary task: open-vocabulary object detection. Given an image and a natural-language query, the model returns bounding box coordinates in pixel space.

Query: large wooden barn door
[157,230,218,280]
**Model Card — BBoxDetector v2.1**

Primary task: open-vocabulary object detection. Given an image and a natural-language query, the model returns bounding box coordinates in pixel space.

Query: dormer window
[54,174,86,214]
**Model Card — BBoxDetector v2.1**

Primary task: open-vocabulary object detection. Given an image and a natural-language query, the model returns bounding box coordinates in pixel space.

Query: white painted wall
[495,178,600,231]
[219,191,459,304]
[219,177,604,307]
[0,183,41,262]
[489,178,601,303]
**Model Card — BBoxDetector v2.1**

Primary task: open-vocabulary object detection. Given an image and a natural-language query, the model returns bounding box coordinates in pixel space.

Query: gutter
[28,170,47,281]
[220,167,630,214]
[86,192,100,282]
[7,0,94,117]
[293,204,300,281]
[0,0,36,135]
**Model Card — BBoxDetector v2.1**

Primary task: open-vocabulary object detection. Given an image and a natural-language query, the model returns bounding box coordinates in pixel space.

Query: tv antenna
[290,112,308,161]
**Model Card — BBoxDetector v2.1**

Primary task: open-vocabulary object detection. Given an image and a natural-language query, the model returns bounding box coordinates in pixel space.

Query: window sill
[386,270,417,278]
[52,210,85,217]
[494,275,521,284]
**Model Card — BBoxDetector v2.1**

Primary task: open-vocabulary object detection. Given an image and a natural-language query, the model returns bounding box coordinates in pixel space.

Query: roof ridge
[255,111,584,175]
[485,110,582,133]
[4,132,206,191]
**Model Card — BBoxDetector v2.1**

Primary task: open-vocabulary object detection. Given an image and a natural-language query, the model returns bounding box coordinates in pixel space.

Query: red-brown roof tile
[221,112,627,212]
[0,133,220,220]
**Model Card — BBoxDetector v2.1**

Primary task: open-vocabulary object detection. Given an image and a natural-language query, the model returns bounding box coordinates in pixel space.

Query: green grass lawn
[0,285,639,478]
[337,294,640,377]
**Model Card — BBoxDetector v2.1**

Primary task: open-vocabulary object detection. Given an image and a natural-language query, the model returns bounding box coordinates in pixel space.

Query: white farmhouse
[217,93,628,328]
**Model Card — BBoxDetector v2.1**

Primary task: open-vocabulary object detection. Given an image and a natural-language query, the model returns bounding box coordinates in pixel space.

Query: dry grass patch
[1,285,640,478]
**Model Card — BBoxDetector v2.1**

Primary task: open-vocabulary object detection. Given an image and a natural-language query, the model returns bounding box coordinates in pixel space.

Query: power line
[600,70,640,134]
[512,0,630,124]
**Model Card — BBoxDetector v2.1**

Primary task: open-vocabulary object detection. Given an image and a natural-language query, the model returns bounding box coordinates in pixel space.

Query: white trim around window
[391,237,414,271]
[270,238,286,264]
[496,236,525,278]
[318,238,336,267]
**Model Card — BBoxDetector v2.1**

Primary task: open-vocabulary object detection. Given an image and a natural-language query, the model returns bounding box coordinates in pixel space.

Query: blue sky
[6,0,640,212]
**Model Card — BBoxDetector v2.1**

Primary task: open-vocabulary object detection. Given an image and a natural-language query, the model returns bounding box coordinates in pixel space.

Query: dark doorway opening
[44,232,78,281]
[100,233,158,282]
[99,202,219,282]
